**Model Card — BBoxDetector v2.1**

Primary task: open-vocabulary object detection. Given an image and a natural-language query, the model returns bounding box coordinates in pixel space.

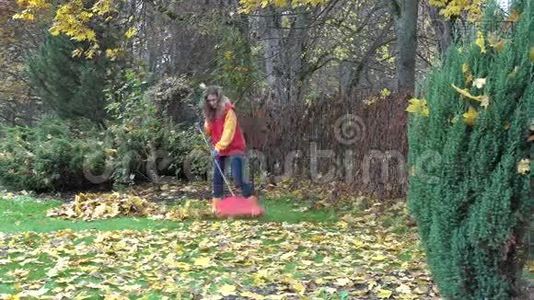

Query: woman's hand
[211,149,220,158]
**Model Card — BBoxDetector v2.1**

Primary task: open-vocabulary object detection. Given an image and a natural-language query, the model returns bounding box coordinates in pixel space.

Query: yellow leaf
[463,106,478,126]
[124,27,137,39]
[517,159,530,175]
[451,84,489,108]
[219,284,237,296]
[377,288,393,299]
[406,98,429,117]
[72,48,84,58]
[290,280,305,295]
[529,47,534,63]
[193,256,211,267]
[380,88,391,97]
[475,31,486,54]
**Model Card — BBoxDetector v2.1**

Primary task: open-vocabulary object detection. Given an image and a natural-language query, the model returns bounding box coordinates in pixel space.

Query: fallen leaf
[334,277,352,286]
[194,256,212,267]
[219,284,237,296]
[377,288,393,299]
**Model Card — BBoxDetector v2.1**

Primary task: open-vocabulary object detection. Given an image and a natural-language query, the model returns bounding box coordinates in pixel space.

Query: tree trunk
[392,0,419,96]
[428,5,453,56]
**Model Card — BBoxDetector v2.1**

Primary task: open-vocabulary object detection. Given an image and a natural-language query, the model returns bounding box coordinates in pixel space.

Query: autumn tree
[0,0,47,125]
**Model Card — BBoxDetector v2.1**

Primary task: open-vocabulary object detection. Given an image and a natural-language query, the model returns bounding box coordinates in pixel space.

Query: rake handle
[195,123,235,196]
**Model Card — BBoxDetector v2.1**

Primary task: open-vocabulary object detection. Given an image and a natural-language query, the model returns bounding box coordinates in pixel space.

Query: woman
[202,85,255,211]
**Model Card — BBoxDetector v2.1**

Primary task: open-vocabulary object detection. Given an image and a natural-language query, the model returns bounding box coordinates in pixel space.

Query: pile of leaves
[46,192,163,221]
[46,192,214,221]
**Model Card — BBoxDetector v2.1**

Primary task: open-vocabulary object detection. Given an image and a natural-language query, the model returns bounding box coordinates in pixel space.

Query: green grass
[0,195,338,233]
[259,196,337,224]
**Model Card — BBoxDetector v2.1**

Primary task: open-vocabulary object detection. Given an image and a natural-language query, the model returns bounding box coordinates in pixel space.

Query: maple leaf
[406,98,430,117]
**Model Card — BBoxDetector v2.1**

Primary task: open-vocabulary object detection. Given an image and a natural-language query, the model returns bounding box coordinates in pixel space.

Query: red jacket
[204,100,246,156]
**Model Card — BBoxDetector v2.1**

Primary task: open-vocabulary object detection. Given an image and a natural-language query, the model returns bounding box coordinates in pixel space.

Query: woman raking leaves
[201,85,263,217]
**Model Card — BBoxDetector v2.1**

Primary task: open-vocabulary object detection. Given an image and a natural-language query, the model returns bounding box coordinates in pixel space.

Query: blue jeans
[213,155,253,198]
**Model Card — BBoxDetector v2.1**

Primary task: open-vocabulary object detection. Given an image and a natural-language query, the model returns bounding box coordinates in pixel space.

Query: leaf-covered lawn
[0,188,438,299]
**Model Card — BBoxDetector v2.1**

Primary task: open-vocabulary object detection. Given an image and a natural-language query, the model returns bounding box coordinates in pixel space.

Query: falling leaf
[475,31,486,53]
[219,284,237,296]
[463,106,478,126]
[406,98,430,117]
[517,159,530,175]
[472,78,486,89]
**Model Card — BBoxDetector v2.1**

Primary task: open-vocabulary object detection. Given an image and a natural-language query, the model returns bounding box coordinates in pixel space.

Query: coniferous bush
[27,34,111,124]
[0,117,108,191]
[407,1,534,298]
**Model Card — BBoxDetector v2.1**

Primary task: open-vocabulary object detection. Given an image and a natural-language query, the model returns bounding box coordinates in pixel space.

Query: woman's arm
[214,109,237,152]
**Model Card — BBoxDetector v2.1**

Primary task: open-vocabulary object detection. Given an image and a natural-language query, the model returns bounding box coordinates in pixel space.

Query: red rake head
[214,196,264,218]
